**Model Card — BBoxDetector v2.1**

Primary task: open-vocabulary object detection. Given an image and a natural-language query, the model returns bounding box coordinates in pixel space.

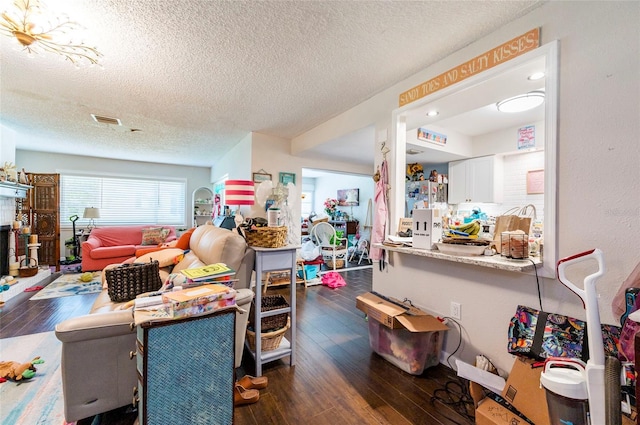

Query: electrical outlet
[450,302,461,320]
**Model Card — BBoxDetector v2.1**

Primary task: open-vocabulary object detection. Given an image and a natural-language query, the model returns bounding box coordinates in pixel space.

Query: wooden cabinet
[23,173,60,271]
[448,155,503,204]
[135,309,235,424]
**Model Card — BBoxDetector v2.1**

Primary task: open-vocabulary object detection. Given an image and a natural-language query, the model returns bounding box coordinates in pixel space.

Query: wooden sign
[399,28,540,107]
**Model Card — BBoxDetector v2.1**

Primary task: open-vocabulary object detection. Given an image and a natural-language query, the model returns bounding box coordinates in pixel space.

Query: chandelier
[0,0,102,65]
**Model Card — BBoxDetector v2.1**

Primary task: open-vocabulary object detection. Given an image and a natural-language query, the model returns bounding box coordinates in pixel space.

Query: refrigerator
[405,181,447,218]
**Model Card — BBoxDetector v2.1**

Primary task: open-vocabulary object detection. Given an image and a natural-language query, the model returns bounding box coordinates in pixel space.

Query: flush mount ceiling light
[528,72,545,81]
[496,90,545,113]
[0,0,102,65]
[426,110,439,117]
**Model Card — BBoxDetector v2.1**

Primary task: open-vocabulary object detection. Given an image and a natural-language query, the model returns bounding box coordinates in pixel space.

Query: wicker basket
[19,266,39,277]
[325,258,345,269]
[246,318,290,351]
[249,294,289,332]
[244,226,287,248]
[105,260,162,302]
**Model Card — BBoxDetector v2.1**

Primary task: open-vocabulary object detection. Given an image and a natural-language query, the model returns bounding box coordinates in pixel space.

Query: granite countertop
[373,243,541,273]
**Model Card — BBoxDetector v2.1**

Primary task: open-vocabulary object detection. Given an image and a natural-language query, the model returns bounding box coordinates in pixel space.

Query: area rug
[0,331,69,424]
[30,273,102,301]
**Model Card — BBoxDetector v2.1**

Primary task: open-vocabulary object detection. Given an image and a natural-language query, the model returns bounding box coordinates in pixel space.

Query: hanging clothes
[370,158,389,262]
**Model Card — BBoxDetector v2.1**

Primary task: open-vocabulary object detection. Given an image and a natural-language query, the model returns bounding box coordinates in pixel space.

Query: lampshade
[83,207,100,219]
[224,180,255,206]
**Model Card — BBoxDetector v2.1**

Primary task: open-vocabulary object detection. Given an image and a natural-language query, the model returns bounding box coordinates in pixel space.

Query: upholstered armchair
[55,224,255,423]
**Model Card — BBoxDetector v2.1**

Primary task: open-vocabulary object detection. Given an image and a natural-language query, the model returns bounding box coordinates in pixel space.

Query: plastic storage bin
[297,264,319,280]
[367,318,444,375]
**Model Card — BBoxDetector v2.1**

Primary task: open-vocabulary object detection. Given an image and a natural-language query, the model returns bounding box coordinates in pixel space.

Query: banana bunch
[449,220,481,235]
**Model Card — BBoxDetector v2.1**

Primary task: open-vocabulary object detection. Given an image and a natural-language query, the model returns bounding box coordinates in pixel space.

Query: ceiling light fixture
[426,110,439,117]
[528,72,545,81]
[0,0,102,65]
[496,91,545,113]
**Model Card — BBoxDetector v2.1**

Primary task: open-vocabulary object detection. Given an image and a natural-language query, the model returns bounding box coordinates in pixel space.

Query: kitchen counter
[373,243,541,273]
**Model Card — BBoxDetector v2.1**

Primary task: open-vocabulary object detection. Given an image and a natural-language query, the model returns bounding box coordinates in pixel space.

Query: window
[301,190,314,218]
[60,174,186,227]
[301,178,315,218]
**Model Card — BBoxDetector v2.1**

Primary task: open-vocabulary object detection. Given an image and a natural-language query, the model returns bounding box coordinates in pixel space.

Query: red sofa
[81,225,176,271]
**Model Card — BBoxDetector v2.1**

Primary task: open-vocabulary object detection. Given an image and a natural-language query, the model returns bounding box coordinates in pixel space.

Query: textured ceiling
[0,0,543,167]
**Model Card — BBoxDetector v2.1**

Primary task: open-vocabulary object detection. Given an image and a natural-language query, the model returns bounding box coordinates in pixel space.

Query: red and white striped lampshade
[224,180,255,206]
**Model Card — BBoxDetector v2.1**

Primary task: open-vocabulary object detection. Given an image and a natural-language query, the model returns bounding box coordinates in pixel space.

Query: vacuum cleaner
[61,214,82,266]
[540,248,622,425]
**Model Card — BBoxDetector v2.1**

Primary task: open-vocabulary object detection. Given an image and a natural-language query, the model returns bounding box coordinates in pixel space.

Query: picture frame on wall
[279,172,296,185]
[337,188,359,206]
[526,169,544,194]
[252,172,272,183]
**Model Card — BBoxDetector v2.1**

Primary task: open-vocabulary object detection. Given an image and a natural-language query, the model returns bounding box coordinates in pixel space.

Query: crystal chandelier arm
[0,12,21,32]
[1,0,102,66]
[31,38,102,64]
[35,16,81,38]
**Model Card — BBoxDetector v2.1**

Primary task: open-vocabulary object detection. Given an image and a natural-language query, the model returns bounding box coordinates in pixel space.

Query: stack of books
[180,263,237,287]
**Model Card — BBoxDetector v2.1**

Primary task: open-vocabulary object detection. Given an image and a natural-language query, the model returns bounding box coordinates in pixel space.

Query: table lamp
[224,180,255,228]
[83,207,100,231]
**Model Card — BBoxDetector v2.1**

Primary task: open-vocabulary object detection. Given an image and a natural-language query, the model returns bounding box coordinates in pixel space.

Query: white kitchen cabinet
[448,155,503,204]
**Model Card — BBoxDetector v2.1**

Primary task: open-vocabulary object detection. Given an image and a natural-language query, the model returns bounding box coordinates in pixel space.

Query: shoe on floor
[237,374,268,390]
[24,286,44,292]
[234,384,259,406]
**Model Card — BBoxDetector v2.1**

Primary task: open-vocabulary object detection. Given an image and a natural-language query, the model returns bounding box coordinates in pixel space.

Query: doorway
[301,168,374,272]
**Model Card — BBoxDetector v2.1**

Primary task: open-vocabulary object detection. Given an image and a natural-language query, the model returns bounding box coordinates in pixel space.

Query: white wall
[473,120,545,157]
[312,173,374,223]
[212,133,252,183]
[250,131,373,221]
[0,125,18,226]
[0,124,17,166]
[295,2,640,373]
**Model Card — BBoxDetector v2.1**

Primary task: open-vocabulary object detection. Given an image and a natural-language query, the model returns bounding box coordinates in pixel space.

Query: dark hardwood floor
[0,268,475,425]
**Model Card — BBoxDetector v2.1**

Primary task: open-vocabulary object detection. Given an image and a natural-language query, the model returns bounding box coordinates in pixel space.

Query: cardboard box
[476,395,534,425]
[397,217,412,234]
[467,357,550,425]
[412,208,442,249]
[502,357,550,425]
[162,284,236,318]
[356,292,448,374]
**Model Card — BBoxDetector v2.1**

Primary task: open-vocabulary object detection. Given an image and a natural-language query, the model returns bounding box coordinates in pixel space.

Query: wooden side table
[250,245,299,376]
